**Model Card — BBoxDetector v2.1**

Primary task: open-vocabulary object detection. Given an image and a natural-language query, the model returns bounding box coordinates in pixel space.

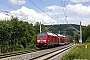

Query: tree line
[45,24,80,36]
[82,25,90,43]
[0,17,49,53]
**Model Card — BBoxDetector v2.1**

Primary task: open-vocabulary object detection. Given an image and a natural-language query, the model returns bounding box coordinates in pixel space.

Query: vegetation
[0,16,90,56]
[0,17,49,54]
[61,25,90,60]
[45,24,81,35]
[61,43,90,60]
[82,25,90,43]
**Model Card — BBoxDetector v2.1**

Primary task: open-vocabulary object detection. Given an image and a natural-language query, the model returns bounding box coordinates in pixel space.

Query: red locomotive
[36,32,69,48]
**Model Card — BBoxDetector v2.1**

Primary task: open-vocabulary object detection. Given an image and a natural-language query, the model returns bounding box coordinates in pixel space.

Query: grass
[61,43,90,60]
[0,47,37,55]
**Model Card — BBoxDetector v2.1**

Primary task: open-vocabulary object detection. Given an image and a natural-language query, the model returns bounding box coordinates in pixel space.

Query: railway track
[0,49,40,59]
[29,44,74,60]
[0,44,74,60]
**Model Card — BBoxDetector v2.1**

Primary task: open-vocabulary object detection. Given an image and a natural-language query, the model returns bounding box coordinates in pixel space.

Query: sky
[0,0,90,26]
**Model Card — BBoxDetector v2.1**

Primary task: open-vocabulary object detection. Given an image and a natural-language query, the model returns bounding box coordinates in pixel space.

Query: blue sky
[0,0,90,26]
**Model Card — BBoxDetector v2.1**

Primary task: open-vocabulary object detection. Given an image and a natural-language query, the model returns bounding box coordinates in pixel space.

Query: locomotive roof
[57,34,66,37]
[47,32,57,36]
[38,32,57,36]
[39,32,67,37]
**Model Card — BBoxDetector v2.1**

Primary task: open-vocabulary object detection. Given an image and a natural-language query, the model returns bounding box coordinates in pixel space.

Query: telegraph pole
[79,21,82,44]
[40,22,41,33]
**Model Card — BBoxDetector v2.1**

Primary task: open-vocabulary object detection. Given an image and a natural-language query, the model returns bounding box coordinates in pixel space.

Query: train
[36,32,70,48]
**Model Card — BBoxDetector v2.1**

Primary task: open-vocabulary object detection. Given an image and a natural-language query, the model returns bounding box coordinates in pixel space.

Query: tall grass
[61,43,90,60]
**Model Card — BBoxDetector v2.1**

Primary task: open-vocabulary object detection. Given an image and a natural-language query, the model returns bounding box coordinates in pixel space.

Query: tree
[82,25,90,43]
[0,18,50,53]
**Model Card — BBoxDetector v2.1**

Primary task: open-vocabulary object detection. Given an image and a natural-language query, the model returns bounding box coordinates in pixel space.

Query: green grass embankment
[61,43,90,60]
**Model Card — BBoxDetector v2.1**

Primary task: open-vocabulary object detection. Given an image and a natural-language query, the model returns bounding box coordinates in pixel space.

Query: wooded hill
[45,24,84,36]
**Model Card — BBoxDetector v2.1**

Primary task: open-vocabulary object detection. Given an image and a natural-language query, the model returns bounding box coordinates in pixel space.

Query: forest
[45,24,81,36]
[0,17,49,53]
[0,17,90,53]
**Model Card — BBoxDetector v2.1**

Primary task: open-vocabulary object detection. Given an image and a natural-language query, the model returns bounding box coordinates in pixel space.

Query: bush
[62,44,89,60]
[86,36,90,43]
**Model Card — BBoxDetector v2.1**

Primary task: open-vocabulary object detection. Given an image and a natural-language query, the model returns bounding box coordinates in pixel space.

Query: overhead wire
[0,1,33,23]
[60,0,80,37]
[38,0,64,24]
[60,0,80,32]
[39,0,79,33]
[61,0,66,16]
[39,0,61,30]
[74,31,80,36]
[0,1,16,10]
[28,0,61,32]
[28,0,53,19]
[0,1,17,16]
[38,0,57,18]
[38,0,80,34]
[38,0,65,31]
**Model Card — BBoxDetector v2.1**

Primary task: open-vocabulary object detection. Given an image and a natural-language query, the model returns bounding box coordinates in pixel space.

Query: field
[61,43,90,60]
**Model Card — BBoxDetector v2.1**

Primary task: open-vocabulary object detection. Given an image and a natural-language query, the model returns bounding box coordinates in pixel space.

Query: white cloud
[45,5,64,16]
[66,4,90,16]
[46,5,62,11]
[0,6,57,25]
[70,0,90,3]
[82,18,90,26]
[9,0,26,5]
[46,4,90,16]
[0,13,11,20]
[45,4,90,26]
[67,17,90,26]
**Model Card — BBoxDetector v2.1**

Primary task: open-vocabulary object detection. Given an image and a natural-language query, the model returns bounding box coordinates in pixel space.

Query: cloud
[70,0,90,3]
[0,4,90,26]
[0,6,57,25]
[46,5,62,11]
[66,4,90,25]
[45,5,64,16]
[82,18,90,26]
[66,4,90,16]
[45,4,90,26]
[67,17,90,26]
[9,0,26,5]
[46,4,90,16]
[0,13,11,20]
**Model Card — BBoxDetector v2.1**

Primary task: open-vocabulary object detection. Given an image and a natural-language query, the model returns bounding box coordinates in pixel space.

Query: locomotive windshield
[37,33,46,38]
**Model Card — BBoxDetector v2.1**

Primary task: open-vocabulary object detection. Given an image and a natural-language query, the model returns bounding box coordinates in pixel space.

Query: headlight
[37,40,40,43]
[43,40,46,43]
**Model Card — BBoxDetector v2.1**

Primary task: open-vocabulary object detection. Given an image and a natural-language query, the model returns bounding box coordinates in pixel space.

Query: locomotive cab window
[37,33,46,38]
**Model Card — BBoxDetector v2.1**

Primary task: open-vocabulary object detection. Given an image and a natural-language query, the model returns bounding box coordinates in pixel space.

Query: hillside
[45,24,82,36]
